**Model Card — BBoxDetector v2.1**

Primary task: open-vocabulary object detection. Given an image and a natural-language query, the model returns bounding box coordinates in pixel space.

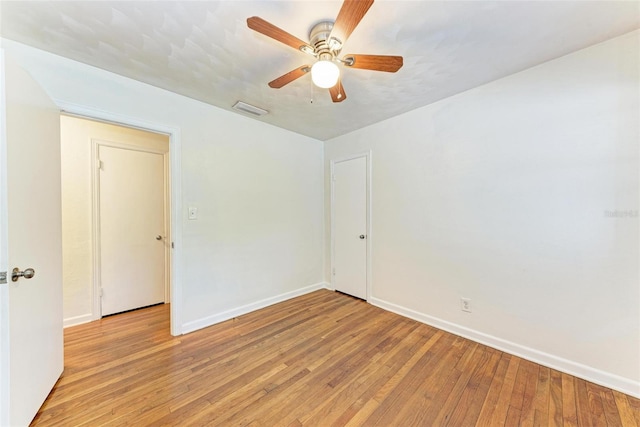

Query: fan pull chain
[310,75,314,104]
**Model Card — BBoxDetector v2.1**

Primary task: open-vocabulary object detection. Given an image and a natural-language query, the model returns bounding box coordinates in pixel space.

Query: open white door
[0,50,64,425]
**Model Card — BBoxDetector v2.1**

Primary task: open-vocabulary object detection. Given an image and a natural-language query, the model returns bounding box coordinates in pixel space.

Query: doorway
[331,153,371,300]
[61,115,171,322]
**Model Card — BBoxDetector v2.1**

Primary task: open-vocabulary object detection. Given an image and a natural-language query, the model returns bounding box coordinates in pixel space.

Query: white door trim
[0,47,10,427]
[330,151,372,300]
[56,101,183,336]
[92,139,170,318]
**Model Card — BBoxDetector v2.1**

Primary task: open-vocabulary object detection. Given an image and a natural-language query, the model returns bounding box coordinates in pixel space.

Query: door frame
[0,48,10,427]
[330,151,372,301]
[92,139,170,317]
[58,102,183,336]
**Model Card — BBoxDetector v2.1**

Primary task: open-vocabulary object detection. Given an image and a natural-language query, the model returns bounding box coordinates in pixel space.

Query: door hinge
[171,242,174,249]
[100,287,104,297]
[332,173,336,182]
[332,268,336,276]
[0,271,6,284]
[98,159,104,170]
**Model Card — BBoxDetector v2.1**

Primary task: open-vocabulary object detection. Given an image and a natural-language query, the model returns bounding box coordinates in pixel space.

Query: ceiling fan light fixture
[311,60,340,88]
[247,1,403,103]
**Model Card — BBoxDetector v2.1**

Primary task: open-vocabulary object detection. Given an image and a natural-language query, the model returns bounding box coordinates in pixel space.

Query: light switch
[188,206,198,220]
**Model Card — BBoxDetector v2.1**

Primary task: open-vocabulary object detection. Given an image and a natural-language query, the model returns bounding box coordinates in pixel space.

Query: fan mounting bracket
[337,56,355,66]
[299,45,316,56]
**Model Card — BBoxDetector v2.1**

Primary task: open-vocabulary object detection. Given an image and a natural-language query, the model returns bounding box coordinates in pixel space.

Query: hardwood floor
[32,290,639,426]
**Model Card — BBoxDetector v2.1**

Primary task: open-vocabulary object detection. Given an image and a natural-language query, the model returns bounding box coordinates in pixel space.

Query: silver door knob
[156,235,163,240]
[359,235,366,239]
[11,267,35,282]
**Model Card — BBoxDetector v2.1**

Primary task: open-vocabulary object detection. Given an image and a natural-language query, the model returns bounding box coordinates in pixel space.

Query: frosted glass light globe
[311,60,340,89]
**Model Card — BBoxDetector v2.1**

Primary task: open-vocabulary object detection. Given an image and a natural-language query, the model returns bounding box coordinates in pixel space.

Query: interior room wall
[60,116,169,326]
[1,38,325,333]
[324,30,639,396]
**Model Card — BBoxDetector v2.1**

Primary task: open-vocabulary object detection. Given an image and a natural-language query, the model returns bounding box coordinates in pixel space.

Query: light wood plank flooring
[32,290,639,426]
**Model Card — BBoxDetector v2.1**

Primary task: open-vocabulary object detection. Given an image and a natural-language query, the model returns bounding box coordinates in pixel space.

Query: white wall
[60,116,169,326]
[1,39,325,333]
[325,31,639,396]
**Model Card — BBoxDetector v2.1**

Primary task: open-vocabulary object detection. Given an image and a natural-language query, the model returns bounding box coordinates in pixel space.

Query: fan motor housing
[309,21,341,55]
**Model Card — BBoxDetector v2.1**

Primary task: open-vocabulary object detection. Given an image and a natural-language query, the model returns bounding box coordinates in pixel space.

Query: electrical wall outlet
[461,297,472,313]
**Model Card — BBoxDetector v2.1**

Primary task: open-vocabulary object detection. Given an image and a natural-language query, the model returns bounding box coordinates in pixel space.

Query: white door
[0,52,64,425]
[332,156,368,300]
[98,144,166,316]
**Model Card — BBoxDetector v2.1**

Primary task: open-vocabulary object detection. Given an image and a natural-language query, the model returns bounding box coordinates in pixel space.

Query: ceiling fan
[247,0,403,103]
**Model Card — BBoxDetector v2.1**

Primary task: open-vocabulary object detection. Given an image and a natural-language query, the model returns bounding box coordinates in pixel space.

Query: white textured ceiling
[1,1,638,140]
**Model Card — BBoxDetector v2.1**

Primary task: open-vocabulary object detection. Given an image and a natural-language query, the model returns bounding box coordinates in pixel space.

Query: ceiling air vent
[232,101,268,117]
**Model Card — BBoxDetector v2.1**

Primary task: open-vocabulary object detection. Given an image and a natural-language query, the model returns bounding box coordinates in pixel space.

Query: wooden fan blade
[329,79,347,103]
[247,16,313,53]
[268,65,311,88]
[343,54,403,72]
[330,0,374,46]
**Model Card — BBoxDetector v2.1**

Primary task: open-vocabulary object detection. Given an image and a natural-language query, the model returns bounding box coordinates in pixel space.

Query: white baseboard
[369,296,640,399]
[181,282,330,334]
[63,313,94,328]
